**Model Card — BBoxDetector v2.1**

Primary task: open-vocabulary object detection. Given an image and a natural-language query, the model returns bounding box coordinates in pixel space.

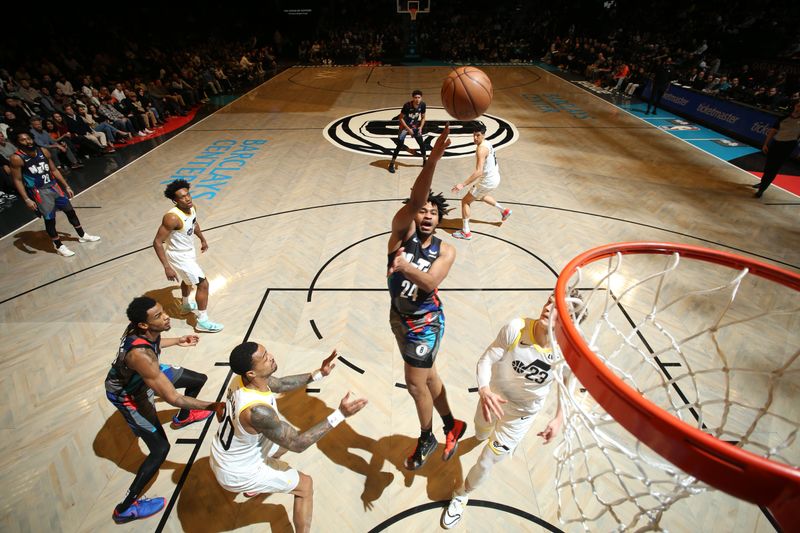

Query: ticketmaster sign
[654,84,785,148]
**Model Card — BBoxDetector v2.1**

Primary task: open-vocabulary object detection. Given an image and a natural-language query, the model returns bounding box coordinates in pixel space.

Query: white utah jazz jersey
[478,139,500,188]
[210,376,281,474]
[479,318,554,415]
[165,206,197,255]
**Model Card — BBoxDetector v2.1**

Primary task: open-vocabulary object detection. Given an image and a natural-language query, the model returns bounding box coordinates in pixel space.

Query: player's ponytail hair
[125,296,157,335]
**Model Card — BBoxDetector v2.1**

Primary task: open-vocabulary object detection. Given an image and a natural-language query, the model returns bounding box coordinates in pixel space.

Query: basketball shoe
[405,433,438,470]
[442,493,469,529]
[442,419,467,461]
[112,496,166,524]
[171,409,214,429]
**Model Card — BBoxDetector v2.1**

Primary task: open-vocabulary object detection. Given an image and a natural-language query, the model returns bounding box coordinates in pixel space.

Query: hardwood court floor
[0,66,796,533]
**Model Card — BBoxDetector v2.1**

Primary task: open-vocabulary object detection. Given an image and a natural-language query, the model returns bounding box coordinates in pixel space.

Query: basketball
[441,67,493,121]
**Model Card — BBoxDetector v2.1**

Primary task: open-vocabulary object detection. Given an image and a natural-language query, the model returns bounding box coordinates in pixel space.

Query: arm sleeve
[476,318,524,388]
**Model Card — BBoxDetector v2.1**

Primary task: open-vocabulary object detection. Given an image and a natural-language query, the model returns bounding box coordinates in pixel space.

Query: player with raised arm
[210,342,368,533]
[105,296,223,524]
[387,124,467,470]
[442,292,584,529]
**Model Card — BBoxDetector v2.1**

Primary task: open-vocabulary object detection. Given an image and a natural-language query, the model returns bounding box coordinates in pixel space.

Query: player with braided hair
[105,296,223,524]
[387,124,467,470]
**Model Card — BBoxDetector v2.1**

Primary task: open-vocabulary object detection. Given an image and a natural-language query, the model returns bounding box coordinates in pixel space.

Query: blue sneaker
[112,496,166,524]
[196,319,223,333]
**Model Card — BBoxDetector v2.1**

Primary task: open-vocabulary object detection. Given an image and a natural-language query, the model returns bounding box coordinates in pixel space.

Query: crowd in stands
[2,1,796,199]
[294,0,797,115]
[545,33,798,114]
[1,34,280,195]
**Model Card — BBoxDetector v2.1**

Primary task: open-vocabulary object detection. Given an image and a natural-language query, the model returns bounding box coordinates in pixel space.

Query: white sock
[463,219,471,234]
[182,296,189,305]
[494,203,505,212]
[197,310,208,321]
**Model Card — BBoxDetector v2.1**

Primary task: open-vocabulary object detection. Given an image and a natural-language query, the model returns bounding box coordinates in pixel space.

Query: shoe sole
[170,419,210,429]
[112,500,165,523]
[442,422,468,461]
[195,325,223,332]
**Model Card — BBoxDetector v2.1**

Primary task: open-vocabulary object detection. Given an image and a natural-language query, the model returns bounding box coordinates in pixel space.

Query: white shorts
[210,454,300,495]
[166,252,205,285]
[473,401,540,455]
[470,180,499,201]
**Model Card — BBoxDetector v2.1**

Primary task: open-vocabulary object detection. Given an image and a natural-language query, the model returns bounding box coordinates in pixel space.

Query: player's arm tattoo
[250,404,332,452]
[267,373,313,393]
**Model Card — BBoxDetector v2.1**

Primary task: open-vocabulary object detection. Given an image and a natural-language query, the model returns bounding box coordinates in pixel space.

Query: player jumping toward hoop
[442,292,583,528]
[388,124,467,470]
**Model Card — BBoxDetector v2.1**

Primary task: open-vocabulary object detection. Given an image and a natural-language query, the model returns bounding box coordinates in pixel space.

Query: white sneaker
[442,493,468,529]
[79,233,101,242]
[56,244,75,257]
[137,131,147,137]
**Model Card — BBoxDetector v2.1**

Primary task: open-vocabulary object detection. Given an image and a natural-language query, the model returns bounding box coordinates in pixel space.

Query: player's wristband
[326,409,345,428]
[311,370,323,382]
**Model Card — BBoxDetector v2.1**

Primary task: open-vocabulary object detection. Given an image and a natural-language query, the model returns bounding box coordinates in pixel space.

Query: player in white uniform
[210,342,367,533]
[451,122,511,240]
[441,292,583,529]
[153,179,223,332]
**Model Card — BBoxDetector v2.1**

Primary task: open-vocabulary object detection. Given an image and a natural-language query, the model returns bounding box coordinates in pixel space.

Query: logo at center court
[323,108,519,160]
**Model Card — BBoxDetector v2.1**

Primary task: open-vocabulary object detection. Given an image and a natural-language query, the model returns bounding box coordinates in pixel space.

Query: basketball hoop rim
[554,241,800,526]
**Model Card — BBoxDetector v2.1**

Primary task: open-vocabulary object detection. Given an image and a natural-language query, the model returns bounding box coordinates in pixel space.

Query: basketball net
[548,243,800,531]
[409,7,418,21]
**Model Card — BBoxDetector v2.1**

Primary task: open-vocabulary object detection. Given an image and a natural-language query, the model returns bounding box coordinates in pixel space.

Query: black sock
[116,492,137,513]
[441,413,454,432]
[75,226,86,237]
[420,428,432,442]
[53,239,63,248]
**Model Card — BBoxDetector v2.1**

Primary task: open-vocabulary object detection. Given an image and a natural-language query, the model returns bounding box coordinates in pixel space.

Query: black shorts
[390,307,445,368]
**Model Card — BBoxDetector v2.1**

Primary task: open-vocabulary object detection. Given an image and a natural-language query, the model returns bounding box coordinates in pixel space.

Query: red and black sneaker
[442,420,467,461]
[404,433,438,470]
[170,409,213,429]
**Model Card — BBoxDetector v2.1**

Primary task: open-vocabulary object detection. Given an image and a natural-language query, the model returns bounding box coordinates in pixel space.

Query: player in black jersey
[387,124,467,470]
[388,89,427,173]
[105,296,223,524]
[10,132,100,257]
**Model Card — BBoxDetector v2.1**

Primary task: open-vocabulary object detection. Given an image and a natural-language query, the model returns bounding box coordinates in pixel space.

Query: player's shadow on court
[437,216,502,234]
[176,457,292,533]
[279,389,479,510]
[144,286,197,326]
[12,230,73,254]
[92,409,187,488]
